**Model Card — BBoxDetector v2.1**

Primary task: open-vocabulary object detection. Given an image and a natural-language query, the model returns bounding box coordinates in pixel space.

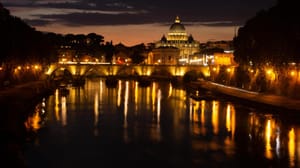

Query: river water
[24,78,300,168]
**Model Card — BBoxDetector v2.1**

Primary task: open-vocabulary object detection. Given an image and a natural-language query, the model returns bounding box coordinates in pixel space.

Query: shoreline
[189,80,300,111]
[0,80,55,168]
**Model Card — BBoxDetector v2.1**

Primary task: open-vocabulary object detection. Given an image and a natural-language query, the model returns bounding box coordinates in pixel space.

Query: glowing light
[193,101,200,122]
[290,70,296,77]
[157,89,161,123]
[226,104,231,132]
[265,119,272,159]
[288,128,296,167]
[135,81,138,112]
[124,81,129,128]
[55,89,60,121]
[94,92,99,126]
[24,108,41,131]
[117,80,122,107]
[212,101,219,134]
[226,104,236,139]
[200,100,206,135]
[152,82,156,112]
[168,83,173,98]
[61,96,67,126]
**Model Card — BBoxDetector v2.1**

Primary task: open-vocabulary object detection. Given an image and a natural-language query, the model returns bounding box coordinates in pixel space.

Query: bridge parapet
[45,63,211,79]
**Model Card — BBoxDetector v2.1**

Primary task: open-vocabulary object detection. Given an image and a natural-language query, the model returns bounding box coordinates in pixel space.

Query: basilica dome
[169,16,185,33]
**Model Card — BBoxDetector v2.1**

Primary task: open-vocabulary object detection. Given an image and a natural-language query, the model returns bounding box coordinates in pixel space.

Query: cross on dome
[175,16,180,23]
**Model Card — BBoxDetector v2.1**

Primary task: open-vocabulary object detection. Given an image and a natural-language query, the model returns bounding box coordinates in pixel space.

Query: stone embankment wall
[190,80,300,111]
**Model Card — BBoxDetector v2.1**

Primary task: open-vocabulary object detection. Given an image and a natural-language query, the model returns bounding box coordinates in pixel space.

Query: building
[148,46,179,65]
[152,16,201,65]
[200,40,236,66]
[212,51,237,66]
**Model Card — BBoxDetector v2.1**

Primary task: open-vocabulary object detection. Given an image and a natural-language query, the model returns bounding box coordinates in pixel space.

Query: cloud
[3,0,277,28]
[2,0,80,5]
[2,0,276,45]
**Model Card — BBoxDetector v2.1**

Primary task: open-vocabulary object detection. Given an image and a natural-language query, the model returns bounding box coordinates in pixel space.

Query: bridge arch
[84,67,107,77]
[184,70,206,79]
[45,63,211,80]
[151,69,172,78]
[48,67,73,83]
[116,66,139,76]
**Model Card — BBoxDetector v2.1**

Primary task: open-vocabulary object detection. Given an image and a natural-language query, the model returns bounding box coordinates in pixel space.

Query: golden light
[212,101,219,134]
[290,70,296,77]
[24,111,41,131]
[267,69,272,75]
[34,65,39,70]
[226,68,231,73]
[0,67,3,71]
[265,119,273,159]
[226,104,231,132]
[17,66,22,70]
[212,67,217,71]
[288,128,296,167]
[61,96,67,126]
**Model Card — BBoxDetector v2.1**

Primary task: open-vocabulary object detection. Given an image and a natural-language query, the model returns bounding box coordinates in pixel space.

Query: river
[23,78,300,168]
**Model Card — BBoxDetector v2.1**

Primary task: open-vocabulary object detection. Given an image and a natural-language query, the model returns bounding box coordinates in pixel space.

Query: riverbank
[0,80,55,168]
[189,80,300,111]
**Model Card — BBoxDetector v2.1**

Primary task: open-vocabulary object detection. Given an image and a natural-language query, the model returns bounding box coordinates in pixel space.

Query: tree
[233,1,300,67]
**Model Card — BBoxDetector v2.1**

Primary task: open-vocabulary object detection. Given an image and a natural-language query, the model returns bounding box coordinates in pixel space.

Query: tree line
[233,0,300,67]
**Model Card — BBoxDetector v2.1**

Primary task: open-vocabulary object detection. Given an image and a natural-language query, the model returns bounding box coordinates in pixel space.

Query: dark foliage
[233,0,300,67]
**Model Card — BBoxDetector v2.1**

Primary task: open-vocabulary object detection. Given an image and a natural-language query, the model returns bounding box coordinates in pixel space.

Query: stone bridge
[45,63,211,80]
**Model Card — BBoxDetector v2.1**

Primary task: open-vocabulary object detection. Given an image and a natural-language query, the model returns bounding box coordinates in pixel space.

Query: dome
[169,16,185,32]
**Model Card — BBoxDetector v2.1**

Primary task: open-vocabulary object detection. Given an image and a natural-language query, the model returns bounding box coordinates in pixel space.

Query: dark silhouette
[233,0,300,67]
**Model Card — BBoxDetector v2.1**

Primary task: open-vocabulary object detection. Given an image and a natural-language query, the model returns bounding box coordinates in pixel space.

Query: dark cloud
[23,18,52,26]
[3,0,277,27]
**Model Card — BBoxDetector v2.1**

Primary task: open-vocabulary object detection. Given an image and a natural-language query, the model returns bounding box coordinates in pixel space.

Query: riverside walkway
[190,80,300,111]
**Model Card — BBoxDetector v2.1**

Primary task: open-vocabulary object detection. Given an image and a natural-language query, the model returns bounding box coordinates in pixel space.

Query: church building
[149,16,201,65]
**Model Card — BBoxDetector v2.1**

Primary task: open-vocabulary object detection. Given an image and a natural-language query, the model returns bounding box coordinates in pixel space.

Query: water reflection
[24,99,46,132]
[288,128,295,167]
[61,96,67,126]
[25,78,300,167]
[212,101,219,134]
[226,104,235,139]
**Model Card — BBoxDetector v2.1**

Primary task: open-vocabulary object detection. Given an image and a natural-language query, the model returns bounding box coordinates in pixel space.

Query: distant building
[200,40,236,66]
[148,46,180,65]
[202,40,233,51]
[212,51,237,66]
[58,46,76,63]
[151,16,201,65]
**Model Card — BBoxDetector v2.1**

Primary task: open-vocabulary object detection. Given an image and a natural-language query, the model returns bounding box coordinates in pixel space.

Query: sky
[2,0,277,46]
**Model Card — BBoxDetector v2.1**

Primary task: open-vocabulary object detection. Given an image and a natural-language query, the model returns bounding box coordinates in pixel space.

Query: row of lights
[0,64,42,72]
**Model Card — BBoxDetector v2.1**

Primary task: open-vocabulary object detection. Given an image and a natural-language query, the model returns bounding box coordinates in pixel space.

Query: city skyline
[2,0,277,46]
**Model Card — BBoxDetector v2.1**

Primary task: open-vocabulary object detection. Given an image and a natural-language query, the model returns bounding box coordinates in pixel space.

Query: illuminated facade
[154,16,200,65]
[211,51,237,66]
[148,47,179,65]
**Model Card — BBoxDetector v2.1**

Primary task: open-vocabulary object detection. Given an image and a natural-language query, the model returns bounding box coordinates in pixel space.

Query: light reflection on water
[25,78,300,167]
